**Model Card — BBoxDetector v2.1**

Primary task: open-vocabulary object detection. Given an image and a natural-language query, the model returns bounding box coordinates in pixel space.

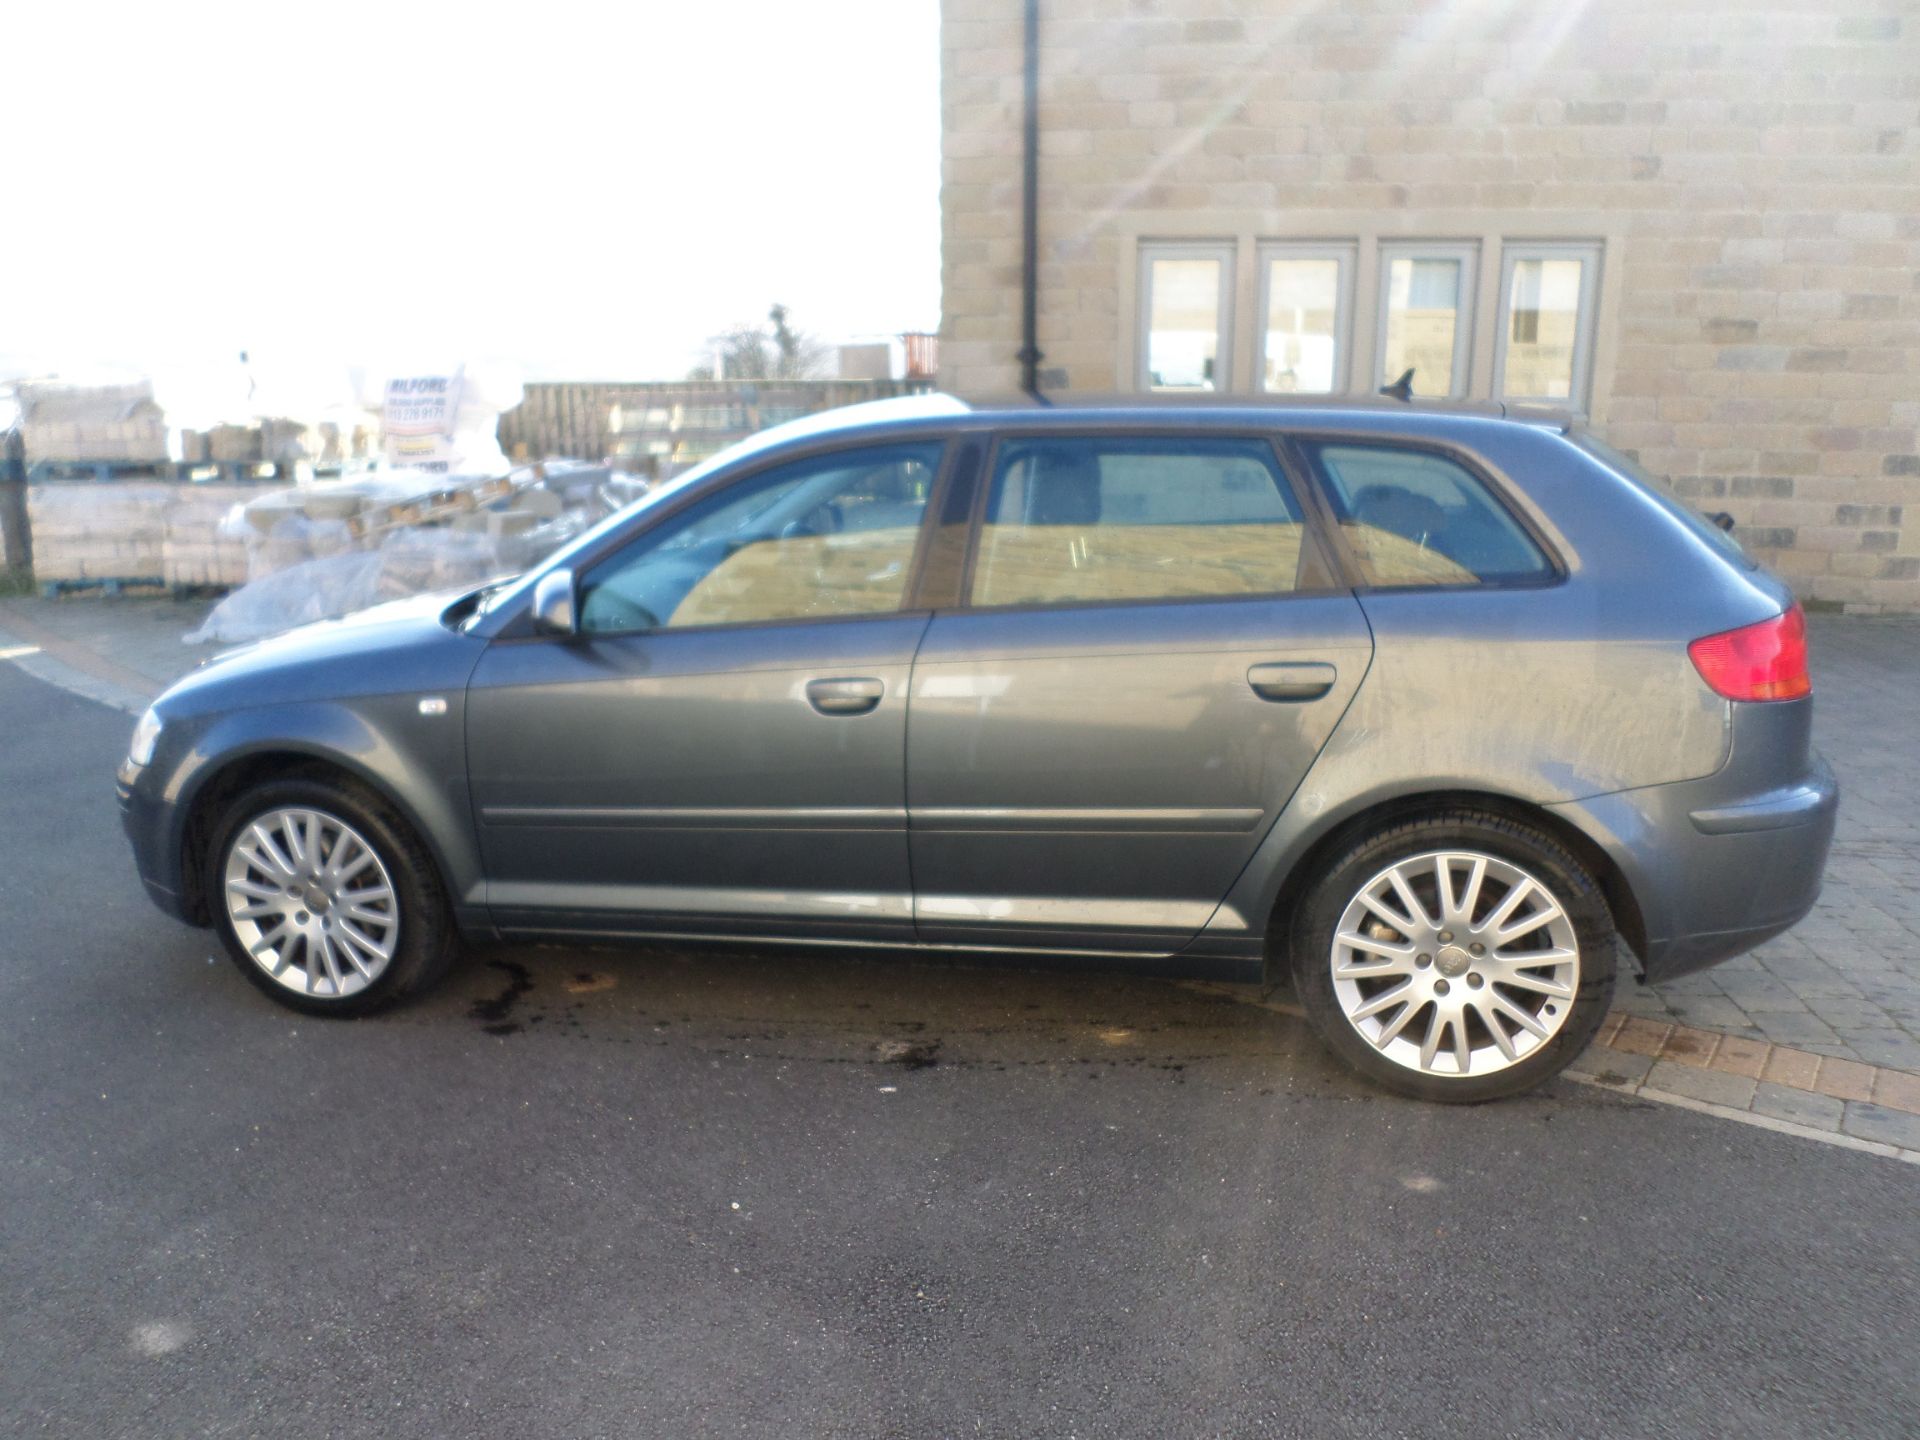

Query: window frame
[1374,241,1480,400]
[1492,241,1603,409]
[1282,432,1568,595]
[543,436,960,640]
[1253,241,1356,397]
[1135,242,1236,393]
[953,425,1344,616]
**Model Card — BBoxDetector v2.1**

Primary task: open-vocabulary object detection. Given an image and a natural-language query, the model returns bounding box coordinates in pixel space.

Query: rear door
[905,431,1373,954]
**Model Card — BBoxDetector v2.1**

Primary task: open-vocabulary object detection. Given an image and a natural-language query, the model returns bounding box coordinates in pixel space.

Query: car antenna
[1379,368,1415,402]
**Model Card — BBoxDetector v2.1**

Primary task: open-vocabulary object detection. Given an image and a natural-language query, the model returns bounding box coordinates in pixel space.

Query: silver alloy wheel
[1329,849,1580,1078]
[222,807,400,1000]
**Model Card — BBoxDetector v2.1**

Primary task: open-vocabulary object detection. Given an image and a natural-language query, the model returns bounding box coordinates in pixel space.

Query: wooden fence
[497,378,935,476]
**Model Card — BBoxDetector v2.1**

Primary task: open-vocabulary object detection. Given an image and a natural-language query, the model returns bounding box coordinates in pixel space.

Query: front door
[466,439,946,941]
[906,432,1372,953]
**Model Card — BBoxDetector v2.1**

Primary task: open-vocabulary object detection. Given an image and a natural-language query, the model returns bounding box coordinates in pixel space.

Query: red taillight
[1688,603,1811,702]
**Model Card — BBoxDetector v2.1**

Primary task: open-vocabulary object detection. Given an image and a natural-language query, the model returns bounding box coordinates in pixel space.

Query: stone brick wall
[940,0,1920,611]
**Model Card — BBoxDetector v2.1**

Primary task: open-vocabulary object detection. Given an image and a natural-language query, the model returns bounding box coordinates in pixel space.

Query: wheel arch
[1260,787,1649,975]
[173,738,472,930]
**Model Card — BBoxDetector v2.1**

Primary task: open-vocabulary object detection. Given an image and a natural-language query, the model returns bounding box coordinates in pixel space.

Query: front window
[971,436,1322,607]
[576,442,942,633]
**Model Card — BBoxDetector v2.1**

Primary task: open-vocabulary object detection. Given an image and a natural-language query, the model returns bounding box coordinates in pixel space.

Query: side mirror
[531,568,578,636]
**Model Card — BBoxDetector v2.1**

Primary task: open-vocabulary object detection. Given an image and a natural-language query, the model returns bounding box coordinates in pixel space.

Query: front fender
[153,693,486,930]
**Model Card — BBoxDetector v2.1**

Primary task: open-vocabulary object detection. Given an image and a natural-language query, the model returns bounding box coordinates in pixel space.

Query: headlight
[128,706,164,767]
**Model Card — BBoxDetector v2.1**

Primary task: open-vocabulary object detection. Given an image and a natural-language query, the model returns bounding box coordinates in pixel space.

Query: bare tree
[689,304,829,381]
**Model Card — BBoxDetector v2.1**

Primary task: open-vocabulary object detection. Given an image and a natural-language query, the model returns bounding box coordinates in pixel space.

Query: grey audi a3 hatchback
[119,394,1837,1100]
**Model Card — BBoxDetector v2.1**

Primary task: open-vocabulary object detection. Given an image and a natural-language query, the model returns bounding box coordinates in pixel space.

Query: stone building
[938,0,1920,611]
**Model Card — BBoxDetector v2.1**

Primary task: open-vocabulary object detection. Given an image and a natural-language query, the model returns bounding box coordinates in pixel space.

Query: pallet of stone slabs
[345,475,515,541]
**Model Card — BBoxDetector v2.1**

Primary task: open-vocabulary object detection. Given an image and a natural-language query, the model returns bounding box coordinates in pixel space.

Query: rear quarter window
[1306,442,1555,587]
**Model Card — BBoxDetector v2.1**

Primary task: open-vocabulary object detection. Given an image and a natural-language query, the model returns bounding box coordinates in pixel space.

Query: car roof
[786,391,1575,445]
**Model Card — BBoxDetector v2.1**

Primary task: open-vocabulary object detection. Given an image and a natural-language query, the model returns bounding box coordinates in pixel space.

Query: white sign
[383,370,465,471]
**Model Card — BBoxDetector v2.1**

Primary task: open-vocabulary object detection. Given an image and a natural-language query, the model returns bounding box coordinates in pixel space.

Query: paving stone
[1653,975,1732,997]
[1610,1017,1671,1057]
[1799,1042,1864,1061]
[1804,999,1896,1028]
[1753,1012,1843,1047]
[1615,989,1673,1019]
[1666,997,1759,1032]
[1848,1034,1920,1073]
[1840,1102,1920,1151]
[1871,1068,1920,1116]
[1658,1026,1720,1067]
[1741,992,1823,1017]
[1708,1035,1769,1079]
[1644,1060,1759,1109]
[1579,1047,1654,1085]
[1812,1057,1877,1102]
[1750,1082,1845,1130]
[1761,1048,1821,1089]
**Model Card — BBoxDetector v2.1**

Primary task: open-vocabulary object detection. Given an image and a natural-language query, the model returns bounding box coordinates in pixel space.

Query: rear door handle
[1247,661,1337,703]
[806,677,885,715]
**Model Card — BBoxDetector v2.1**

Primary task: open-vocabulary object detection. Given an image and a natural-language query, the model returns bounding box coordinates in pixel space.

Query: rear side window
[971,436,1323,607]
[1308,442,1554,587]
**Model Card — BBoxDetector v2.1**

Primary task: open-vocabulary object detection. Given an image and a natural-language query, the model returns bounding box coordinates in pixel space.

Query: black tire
[1287,809,1616,1103]
[205,775,459,1017]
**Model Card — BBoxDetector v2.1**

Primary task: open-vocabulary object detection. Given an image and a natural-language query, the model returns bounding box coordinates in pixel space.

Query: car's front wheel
[206,777,456,1016]
[1289,810,1616,1102]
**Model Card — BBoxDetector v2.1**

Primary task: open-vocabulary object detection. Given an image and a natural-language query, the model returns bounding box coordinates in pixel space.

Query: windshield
[1573,432,1754,570]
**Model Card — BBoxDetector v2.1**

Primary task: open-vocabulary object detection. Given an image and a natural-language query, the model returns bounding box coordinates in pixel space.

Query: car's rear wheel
[1290,811,1616,1102]
[206,777,456,1016]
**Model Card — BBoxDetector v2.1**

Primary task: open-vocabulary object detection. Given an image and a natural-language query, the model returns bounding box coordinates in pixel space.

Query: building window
[1376,242,1478,398]
[1256,243,1353,394]
[1137,243,1233,391]
[1495,243,1602,406]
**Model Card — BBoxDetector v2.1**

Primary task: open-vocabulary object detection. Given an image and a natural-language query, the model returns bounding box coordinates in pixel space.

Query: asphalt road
[2,661,1915,1439]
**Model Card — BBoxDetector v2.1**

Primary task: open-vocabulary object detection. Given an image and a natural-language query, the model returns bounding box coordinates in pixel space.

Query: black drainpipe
[1017,0,1046,400]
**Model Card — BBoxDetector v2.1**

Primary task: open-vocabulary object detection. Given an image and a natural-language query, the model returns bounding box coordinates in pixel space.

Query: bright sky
[3,1,941,413]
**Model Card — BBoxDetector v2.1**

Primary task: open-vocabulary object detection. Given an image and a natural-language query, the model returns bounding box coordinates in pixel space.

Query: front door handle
[1247,661,1337,703]
[806,677,885,715]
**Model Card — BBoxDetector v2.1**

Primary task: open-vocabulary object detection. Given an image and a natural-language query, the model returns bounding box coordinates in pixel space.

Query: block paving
[1571,1013,1920,1160]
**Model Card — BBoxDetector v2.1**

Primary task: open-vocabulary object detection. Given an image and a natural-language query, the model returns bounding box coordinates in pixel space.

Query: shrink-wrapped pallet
[16,379,168,464]
[26,483,172,580]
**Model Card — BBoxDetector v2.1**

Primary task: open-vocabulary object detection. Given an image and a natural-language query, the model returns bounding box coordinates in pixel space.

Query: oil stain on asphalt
[468,959,535,1035]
